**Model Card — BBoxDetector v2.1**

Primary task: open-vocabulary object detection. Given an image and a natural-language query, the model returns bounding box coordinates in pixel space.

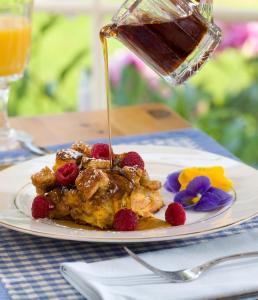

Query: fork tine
[123,247,167,278]
[123,247,183,283]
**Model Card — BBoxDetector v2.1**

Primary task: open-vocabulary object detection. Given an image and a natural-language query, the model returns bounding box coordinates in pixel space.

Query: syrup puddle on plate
[14,182,235,233]
[52,217,170,231]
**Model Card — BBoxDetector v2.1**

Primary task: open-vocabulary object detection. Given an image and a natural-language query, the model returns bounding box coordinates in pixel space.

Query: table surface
[10,103,190,146]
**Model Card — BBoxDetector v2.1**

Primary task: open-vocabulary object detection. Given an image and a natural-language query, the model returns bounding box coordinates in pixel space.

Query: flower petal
[208,187,234,207]
[164,171,181,193]
[174,190,197,208]
[179,167,233,192]
[186,176,211,195]
[194,188,233,212]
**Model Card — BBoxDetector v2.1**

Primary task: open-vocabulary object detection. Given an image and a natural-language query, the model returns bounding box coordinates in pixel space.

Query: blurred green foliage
[9,13,90,116]
[111,50,258,168]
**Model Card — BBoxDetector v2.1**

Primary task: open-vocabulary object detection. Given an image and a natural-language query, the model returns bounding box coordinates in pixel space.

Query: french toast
[31,142,164,229]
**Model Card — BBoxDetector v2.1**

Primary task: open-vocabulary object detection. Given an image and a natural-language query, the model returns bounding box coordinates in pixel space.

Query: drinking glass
[0,0,33,150]
[102,0,221,85]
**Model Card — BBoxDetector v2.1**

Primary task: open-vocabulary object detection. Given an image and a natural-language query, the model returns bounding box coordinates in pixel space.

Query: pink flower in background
[218,22,258,55]
[109,51,159,88]
[219,23,249,50]
[245,23,258,55]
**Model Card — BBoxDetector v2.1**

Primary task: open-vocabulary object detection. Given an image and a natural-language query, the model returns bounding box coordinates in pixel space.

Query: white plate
[0,145,258,243]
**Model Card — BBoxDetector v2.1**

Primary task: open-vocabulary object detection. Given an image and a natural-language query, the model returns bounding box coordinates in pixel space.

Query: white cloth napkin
[61,228,258,300]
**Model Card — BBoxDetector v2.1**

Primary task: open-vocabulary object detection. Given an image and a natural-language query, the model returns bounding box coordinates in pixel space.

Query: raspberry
[165,203,186,226]
[56,163,79,186]
[121,152,145,170]
[31,196,54,219]
[91,143,112,160]
[113,209,138,231]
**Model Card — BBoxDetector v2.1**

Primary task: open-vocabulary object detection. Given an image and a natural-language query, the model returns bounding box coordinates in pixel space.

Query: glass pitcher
[101,0,221,85]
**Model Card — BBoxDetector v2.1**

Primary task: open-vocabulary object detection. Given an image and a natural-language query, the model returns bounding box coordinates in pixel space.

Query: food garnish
[55,163,79,186]
[165,203,186,226]
[31,196,54,219]
[91,143,112,160]
[164,171,181,193]
[179,167,233,192]
[165,167,234,212]
[113,208,138,231]
[120,151,145,170]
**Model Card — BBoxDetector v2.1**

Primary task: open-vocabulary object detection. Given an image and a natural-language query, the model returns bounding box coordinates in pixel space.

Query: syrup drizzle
[99,25,117,169]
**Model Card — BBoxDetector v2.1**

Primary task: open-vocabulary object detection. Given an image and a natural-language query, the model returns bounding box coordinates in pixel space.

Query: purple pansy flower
[174,190,196,208]
[174,176,233,212]
[164,171,181,193]
[186,176,211,195]
[194,187,233,212]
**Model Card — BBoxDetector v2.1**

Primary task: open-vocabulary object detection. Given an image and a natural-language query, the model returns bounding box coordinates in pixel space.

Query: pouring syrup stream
[99,25,117,168]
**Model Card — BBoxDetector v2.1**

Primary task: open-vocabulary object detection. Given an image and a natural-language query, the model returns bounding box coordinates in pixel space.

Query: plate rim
[0,144,257,243]
[0,213,257,243]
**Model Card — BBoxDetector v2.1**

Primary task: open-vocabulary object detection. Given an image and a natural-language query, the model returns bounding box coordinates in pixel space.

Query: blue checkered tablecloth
[0,128,257,300]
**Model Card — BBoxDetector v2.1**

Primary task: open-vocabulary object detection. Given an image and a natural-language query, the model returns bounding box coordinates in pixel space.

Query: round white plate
[0,145,258,243]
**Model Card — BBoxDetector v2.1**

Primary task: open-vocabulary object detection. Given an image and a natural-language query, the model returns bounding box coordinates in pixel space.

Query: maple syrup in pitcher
[101,15,208,77]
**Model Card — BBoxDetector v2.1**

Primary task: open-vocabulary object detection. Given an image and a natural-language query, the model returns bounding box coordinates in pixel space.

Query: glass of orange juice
[0,0,33,150]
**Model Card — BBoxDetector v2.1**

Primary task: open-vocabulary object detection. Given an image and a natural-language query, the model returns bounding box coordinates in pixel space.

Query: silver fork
[93,247,258,286]
[18,140,52,156]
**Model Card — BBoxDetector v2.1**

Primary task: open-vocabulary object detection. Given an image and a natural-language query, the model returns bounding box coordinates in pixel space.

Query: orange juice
[0,15,31,77]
